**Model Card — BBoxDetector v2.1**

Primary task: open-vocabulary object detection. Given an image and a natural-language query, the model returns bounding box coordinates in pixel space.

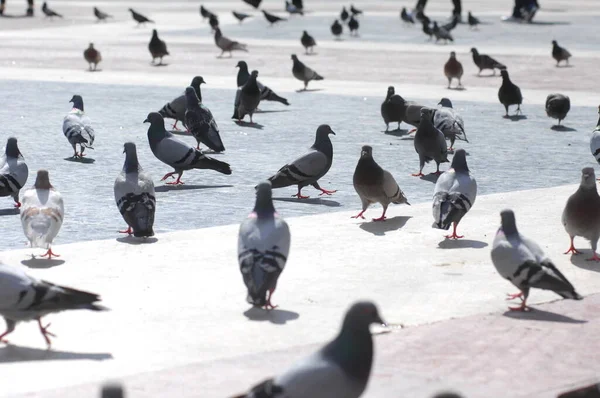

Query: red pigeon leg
[586,252,600,262]
[317,188,337,196]
[351,210,366,220]
[292,187,310,199]
[445,222,464,239]
[166,173,184,185]
[39,248,60,259]
[563,237,582,255]
[264,289,278,310]
[118,227,133,235]
[37,319,56,348]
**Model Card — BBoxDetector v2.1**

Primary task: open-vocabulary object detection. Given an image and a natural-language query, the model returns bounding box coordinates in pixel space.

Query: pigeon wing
[268,149,328,188]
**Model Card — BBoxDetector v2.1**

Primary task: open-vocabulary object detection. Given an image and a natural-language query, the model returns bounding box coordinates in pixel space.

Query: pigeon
[0,138,28,208]
[491,209,583,312]
[552,40,571,67]
[93,7,112,22]
[401,7,415,23]
[214,27,248,58]
[331,19,343,38]
[238,181,291,309]
[149,29,169,65]
[231,302,385,398]
[432,149,476,239]
[434,98,467,150]
[0,262,107,348]
[444,51,463,89]
[200,5,216,19]
[348,15,359,36]
[42,2,62,18]
[144,112,231,185]
[20,170,64,259]
[470,48,506,75]
[232,11,251,23]
[158,75,206,131]
[467,11,480,29]
[101,383,125,398]
[292,0,304,10]
[233,70,261,123]
[432,22,453,43]
[285,1,303,15]
[352,145,410,222]
[562,167,600,262]
[351,5,363,15]
[403,102,430,130]
[421,17,433,40]
[267,125,336,198]
[236,61,289,106]
[129,8,153,25]
[184,86,225,152]
[412,108,448,176]
[589,106,600,169]
[291,54,324,91]
[243,0,262,9]
[114,143,156,238]
[498,69,523,117]
[380,86,408,132]
[545,93,571,126]
[340,6,349,21]
[209,14,219,31]
[83,43,101,71]
[263,10,286,25]
[301,30,316,54]
[62,95,95,158]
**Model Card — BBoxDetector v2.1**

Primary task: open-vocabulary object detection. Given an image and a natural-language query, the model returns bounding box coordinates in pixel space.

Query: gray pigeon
[144,112,231,185]
[0,262,107,348]
[562,167,600,262]
[331,19,343,38]
[42,2,62,18]
[214,27,248,58]
[233,70,261,123]
[93,7,112,22]
[114,142,156,238]
[267,125,336,198]
[158,76,206,131]
[236,61,289,106]
[412,108,448,176]
[0,137,28,208]
[129,8,153,25]
[552,40,571,67]
[352,145,410,222]
[231,301,385,398]
[301,30,316,54]
[232,11,252,23]
[498,69,522,117]
[149,29,169,65]
[348,15,359,36]
[380,86,407,132]
[434,98,467,151]
[589,105,600,167]
[184,86,225,152]
[403,102,430,131]
[238,181,291,309]
[432,149,476,239]
[432,22,453,43]
[470,48,506,76]
[101,383,125,398]
[491,209,583,311]
[545,93,570,126]
[62,95,95,158]
[291,54,324,91]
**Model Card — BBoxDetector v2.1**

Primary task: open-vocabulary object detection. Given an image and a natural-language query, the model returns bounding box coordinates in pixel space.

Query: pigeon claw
[118,227,133,235]
[351,211,366,220]
[37,319,56,348]
[39,248,60,260]
[505,292,524,301]
[13,202,21,208]
[411,172,425,177]
[292,193,310,199]
[318,188,337,196]
[564,245,582,255]
[264,289,278,310]
[586,253,600,262]
[445,232,464,239]
[372,216,387,222]
[508,303,531,312]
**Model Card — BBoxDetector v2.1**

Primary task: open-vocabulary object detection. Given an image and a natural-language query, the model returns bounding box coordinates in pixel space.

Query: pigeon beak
[376,315,387,327]
[143,118,149,123]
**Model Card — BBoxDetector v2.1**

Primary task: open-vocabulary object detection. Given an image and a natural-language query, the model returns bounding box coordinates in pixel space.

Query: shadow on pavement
[503,307,586,324]
[243,307,299,325]
[273,197,341,207]
[155,184,233,192]
[0,345,113,363]
[21,257,65,268]
[569,252,600,273]
[359,215,411,236]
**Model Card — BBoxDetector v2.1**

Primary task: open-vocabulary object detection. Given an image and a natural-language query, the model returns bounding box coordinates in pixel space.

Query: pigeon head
[450,149,468,172]
[191,76,206,86]
[580,167,597,189]
[291,54,299,61]
[123,142,136,155]
[387,86,395,95]
[360,145,373,158]
[89,43,95,49]
[500,209,518,237]
[152,29,158,37]
[419,108,433,120]
[253,181,275,216]
[69,95,84,111]
[341,301,386,333]
[433,392,464,398]
[128,8,134,12]
[500,69,510,80]
[552,40,558,46]
[143,112,165,126]
[123,142,139,172]
[250,70,259,78]
[438,97,453,108]
[450,51,456,58]
[470,47,478,54]
[302,30,308,35]
[34,170,53,190]
[236,61,248,70]
[433,21,439,27]
[316,124,336,138]
[5,137,22,158]
[101,383,125,398]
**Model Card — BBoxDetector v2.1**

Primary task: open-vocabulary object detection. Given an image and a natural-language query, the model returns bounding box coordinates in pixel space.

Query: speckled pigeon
[184,86,225,152]
[412,108,448,176]
[0,137,28,208]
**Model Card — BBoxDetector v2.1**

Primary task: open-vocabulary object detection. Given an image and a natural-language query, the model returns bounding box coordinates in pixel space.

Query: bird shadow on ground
[296,89,324,93]
[21,257,65,269]
[233,121,264,130]
[0,208,19,216]
[419,173,440,183]
[0,345,113,363]
[447,87,466,91]
[116,235,159,245]
[503,307,586,324]
[255,110,291,114]
[63,157,96,164]
[151,63,169,67]
[273,197,341,207]
[569,253,600,273]
[556,64,574,68]
[438,238,489,249]
[504,115,527,121]
[304,52,319,56]
[155,184,233,192]
[84,69,102,73]
[529,21,570,25]
[243,307,299,325]
[551,125,576,132]
[400,136,415,141]
[384,128,409,136]
[475,74,500,78]
[358,216,411,236]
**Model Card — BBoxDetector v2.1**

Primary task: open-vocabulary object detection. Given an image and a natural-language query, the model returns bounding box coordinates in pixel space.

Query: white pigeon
[114,142,156,238]
[434,98,467,151]
[491,209,582,312]
[589,105,600,178]
[20,170,64,259]
[0,262,106,348]
[0,137,28,208]
[62,95,95,158]
[238,181,290,309]
[432,149,477,239]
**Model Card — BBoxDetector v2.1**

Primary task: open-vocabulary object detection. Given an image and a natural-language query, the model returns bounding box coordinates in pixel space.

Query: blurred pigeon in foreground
[589,106,600,169]
[421,18,433,41]
[243,0,262,9]
[434,98,467,150]
[340,6,349,21]
[238,181,291,309]
[144,112,231,185]
[467,11,480,29]
[562,167,600,261]
[62,95,95,158]
[232,11,251,23]
[101,383,125,398]
[209,14,219,30]
[348,15,359,36]
[412,108,448,176]
[470,48,505,75]
[301,31,316,54]
[380,86,408,132]
[200,5,216,19]
[491,209,582,311]
[498,69,522,117]
[351,5,363,15]
[233,70,261,123]
[184,85,225,152]
[42,2,62,18]
[0,138,28,208]
[552,40,571,67]
[432,149,476,239]
[545,93,570,126]
[444,51,463,89]
[352,145,410,222]
[267,125,336,198]
[231,302,385,398]
[263,10,286,25]
[401,7,415,23]
[215,27,248,57]
[149,29,169,65]
[286,1,303,15]
[94,7,112,22]
[114,142,156,238]
[236,61,289,106]
[129,8,153,25]
[20,170,64,259]
[291,54,324,91]
[83,43,101,71]
[292,0,303,10]
[432,22,453,43]
[158,76,205,131]
[331,19,343,38]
